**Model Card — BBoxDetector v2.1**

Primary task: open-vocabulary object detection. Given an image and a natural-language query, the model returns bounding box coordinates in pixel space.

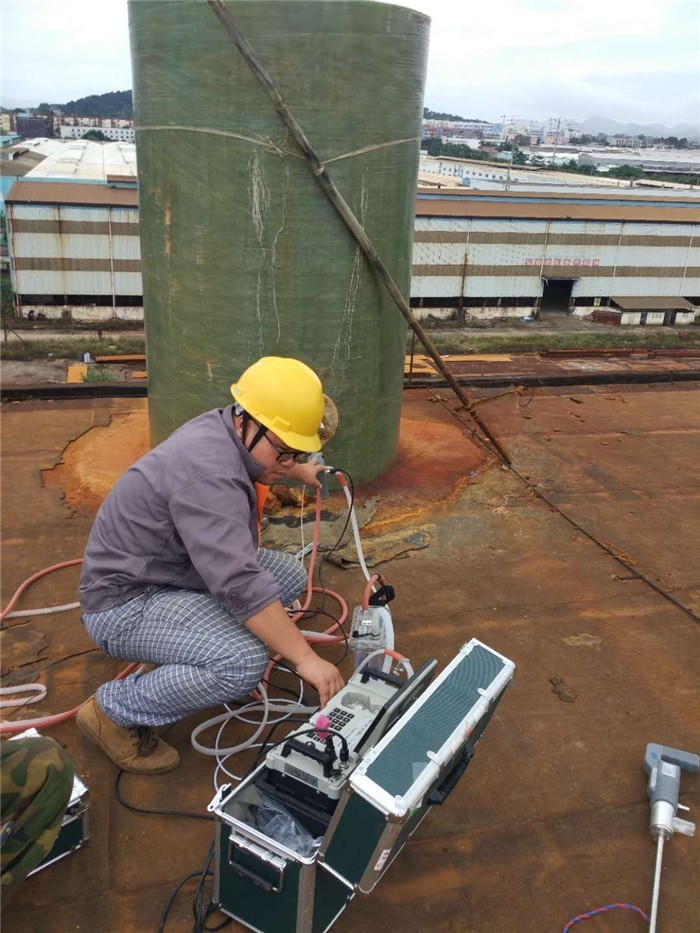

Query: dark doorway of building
[540,278,576,315]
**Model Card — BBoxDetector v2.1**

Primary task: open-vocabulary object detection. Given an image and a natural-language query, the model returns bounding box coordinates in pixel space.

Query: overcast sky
[2,0,699,128]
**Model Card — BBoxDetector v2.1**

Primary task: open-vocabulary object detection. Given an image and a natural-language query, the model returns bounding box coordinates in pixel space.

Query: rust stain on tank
[41,399,489,531]
[358,413,490,533]
[43,410,149,513]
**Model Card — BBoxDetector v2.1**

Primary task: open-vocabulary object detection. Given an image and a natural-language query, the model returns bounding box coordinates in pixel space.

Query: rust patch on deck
[357,409,490,534]
[41,394,488,531]
[43,410,149,513]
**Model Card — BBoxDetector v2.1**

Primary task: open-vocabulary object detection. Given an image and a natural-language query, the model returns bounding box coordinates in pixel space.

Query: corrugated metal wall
[7,204,142,297]
[8,203,698,306]
[411,218,700,299]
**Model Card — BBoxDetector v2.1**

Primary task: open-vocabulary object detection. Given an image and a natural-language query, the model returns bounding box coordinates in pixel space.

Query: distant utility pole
[551,116,562,165]
[505,148,513,191]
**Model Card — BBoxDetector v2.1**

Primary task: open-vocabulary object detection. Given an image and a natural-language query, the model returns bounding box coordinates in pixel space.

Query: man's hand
[287,460,326,487]
[244,602,344,707]
[295,655,345,707]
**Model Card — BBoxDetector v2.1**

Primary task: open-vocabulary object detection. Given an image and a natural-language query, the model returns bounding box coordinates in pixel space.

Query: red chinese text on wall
[525,258,600,267]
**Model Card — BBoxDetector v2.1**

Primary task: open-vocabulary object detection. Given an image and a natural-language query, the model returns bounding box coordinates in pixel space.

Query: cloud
[418,0,699,124]
[2,0,697,127]
[1,0,131,103]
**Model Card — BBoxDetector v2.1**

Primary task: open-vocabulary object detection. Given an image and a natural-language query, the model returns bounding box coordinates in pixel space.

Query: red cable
[0,663,139,735]
[0,562,146,732]
[0,559,83,623]
[363,574,382,609]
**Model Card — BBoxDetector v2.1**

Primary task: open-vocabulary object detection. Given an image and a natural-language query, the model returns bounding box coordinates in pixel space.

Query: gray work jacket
[78,405,279,621]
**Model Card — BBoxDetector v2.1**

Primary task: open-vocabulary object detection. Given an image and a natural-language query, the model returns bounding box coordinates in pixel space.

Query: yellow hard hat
[231,357,325,452]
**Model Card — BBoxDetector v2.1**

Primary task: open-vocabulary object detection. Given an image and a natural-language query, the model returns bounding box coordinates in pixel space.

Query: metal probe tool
[308,452,330,499]
[643,743,699,932]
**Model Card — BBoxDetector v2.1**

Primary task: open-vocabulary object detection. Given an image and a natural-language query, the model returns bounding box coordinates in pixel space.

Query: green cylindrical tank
[129,0,429,482]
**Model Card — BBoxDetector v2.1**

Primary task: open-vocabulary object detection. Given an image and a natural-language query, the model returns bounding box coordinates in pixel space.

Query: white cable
[354,649,389,674]
[299,630,341,641]
[213,698,306,788]
[210,677,311,789]
[299,486,306,559]
[340,482,372,582]
[382,610,395,673]
[193,690,317,758]
[0,684,48,707]
[354,648,414,680]
[5,601,80,618]
[192,687,270,757]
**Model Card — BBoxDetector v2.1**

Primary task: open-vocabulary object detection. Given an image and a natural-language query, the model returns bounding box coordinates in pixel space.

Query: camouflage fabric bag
[1,735,74,905]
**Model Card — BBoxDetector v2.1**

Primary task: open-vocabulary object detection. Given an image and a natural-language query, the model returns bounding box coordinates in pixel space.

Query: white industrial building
[58,116,136,143]
[21,139,137,183]
[418,154,636,191]
[5,181,142,321]
[60,125,136,142]
[411,188,699,324]
[5,176,699,326]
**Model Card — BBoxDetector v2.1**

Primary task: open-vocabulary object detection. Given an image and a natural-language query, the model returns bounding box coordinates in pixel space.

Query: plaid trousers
[82,548,307,728]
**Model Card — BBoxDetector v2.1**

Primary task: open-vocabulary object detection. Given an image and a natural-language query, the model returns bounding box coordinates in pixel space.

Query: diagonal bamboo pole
[208,0,510,464]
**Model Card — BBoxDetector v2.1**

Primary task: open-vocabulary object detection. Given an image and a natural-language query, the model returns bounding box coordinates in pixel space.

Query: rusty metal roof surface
[612,296,697,311]
[5,180,138,207]
[0,151,47,177]
[416,186,700,204]
[415,195,700,223]
[2,386,699,932]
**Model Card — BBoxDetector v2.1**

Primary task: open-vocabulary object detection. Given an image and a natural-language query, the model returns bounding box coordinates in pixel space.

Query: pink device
[315,714,331,741]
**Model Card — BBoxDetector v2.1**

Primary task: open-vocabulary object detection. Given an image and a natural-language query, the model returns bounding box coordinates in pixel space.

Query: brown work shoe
[76,695,180,774]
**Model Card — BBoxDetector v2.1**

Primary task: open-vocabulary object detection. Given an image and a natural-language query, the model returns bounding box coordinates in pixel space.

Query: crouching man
[77,357,344,774]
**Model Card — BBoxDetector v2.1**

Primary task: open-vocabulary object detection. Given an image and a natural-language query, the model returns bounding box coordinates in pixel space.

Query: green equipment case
[212,769,354,933]
[319,639,514,892]
[211,639,514,932]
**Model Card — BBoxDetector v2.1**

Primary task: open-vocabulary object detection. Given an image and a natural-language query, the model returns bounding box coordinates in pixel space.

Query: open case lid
[349,639,515,817]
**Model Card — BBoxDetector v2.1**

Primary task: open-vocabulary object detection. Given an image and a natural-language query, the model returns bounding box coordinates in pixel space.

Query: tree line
[33,90,133,119]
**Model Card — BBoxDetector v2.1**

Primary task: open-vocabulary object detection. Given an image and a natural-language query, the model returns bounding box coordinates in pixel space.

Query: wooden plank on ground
[94,354,146,364]
[66,364,88,384]
[443,354,513,362]
[404,354,437,375]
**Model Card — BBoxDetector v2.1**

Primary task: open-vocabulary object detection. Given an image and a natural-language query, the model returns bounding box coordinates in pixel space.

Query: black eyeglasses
[262,432,309,464]
[245,416,308,463]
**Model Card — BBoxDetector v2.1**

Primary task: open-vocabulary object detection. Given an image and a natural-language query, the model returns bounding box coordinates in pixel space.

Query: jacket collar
[222,404,264,481]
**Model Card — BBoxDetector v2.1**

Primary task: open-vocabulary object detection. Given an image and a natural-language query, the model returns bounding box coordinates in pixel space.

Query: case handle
[227,839,285,894]
[426,748,473,806]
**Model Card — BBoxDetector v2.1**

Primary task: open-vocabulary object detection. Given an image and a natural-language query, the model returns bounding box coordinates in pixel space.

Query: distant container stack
[128,0,430,482]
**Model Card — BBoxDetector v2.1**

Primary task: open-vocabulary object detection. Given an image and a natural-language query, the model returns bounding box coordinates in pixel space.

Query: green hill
[57,90,133,118]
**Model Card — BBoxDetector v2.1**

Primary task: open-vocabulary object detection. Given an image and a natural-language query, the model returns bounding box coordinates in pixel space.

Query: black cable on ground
[200,904,232,932]
[507,458,700,624]
[192,844,233,933]
[157,871,205,933]
[114,770,214,822]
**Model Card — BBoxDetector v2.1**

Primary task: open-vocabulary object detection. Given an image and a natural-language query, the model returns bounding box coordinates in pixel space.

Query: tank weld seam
[138,125,301,159]
[323,137,420,165]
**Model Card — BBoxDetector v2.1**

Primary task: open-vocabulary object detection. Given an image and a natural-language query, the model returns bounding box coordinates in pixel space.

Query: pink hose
[0,559,83,623]
[0,663,139,735]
